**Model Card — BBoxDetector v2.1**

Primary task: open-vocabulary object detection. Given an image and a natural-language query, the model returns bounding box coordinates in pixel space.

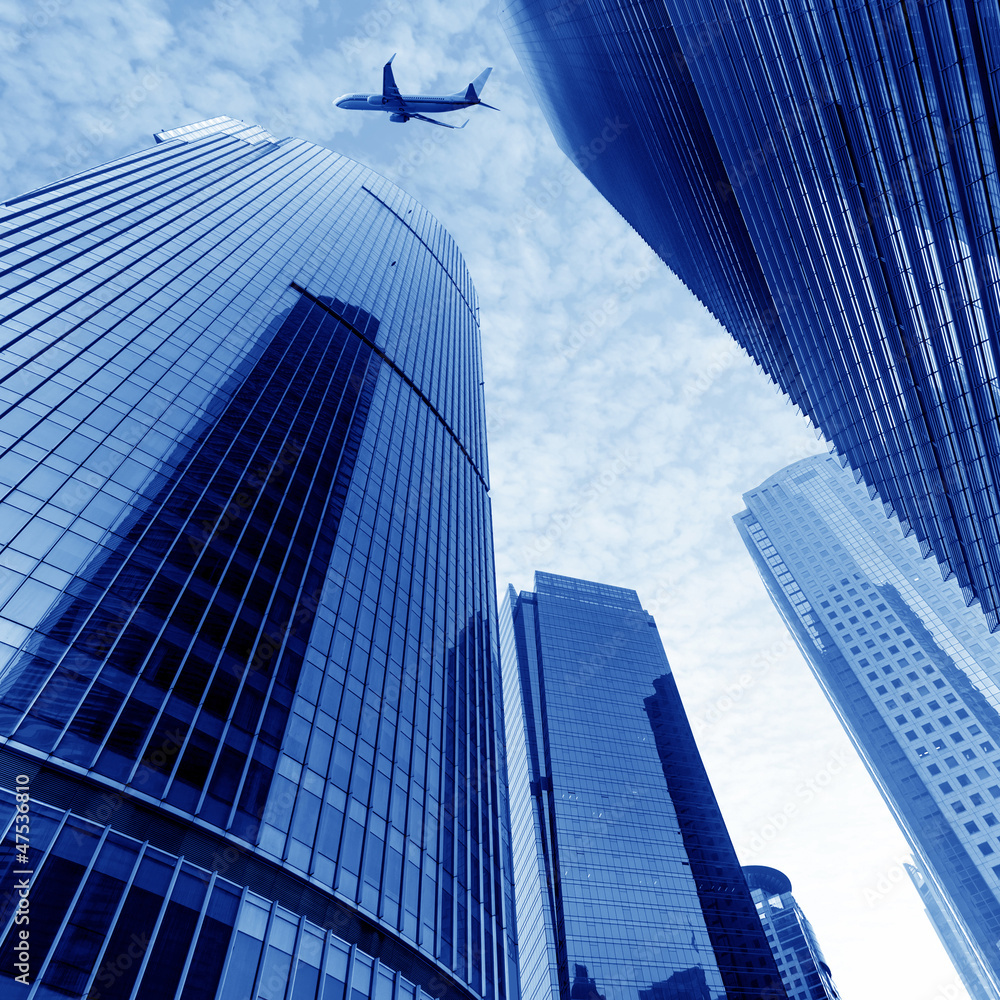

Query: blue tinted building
[742,866,841,1000]
[501,0,1000,630]
[907,860,996,1000]
[736,454,1000,998]
[0,117,516,1000]
[500,572,785,1000]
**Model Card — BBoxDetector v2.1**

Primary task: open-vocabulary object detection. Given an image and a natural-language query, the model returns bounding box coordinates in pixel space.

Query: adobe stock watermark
[559,248,659,361]
[187,439,303,555]
[690,635,798,736]
[740,748,853,858]
[862,854,914,908]
[0,0,72,55]
[513,116,630,232]
[341,0,405,56]
[521,448,635,561]
[60,68,168,174]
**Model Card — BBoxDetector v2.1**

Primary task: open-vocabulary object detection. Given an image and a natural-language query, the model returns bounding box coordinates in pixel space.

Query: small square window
[912,708,924,718]
[894,715,907,725]
[929,701,941,711]
[905,730,918,742]
[985,814,998,827]
[946,757,960,769]
[867,671,878,681]
[922,723,935,734]
[971,793,985,806]
[940,716,953,726]
[940,782,954,793]
[917,686,929,695]
[988,786,1000,799]
[958,775,972,787]
[956,709,970,720]
[979,842,995,856]
[876,685,888,695]
[976,767,989,779]
[928,764,942,775]
[902,693,914,703]
[964,749,977,761]
[954,802,967,814]
[906,671,917,681]
[966,821,981,834]
[886,699,898,708]
[983,743,995,753]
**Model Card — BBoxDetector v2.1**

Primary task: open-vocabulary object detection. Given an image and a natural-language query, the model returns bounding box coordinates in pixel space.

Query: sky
[0,1,972,998]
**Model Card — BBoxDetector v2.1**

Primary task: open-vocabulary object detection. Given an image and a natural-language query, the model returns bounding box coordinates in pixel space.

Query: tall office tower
[500,0,1000,629]
[500,572,786,1000]
[907,860,996,1000]
[742,866,841,1000]
[736,453,1000,998]
[0,117,516,1000]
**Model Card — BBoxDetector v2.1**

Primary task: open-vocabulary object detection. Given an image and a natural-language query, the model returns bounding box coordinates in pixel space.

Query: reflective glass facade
[500,572,785,1000]
[907,859,997,1000]
[736,454,1000,997]
[0,117,516,1000]
[501,0,1000,630]
[742,866,840,1000]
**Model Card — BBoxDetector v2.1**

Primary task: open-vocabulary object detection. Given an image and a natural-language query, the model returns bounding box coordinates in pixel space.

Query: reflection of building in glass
[500,572,785,1000]
[736,454,1000,998]
[0,117,516,999]
[743,866,840,1000]
[639,967,713,1000]
[501,0,1000,630]
[907,861,996,1000]
[571,963,607,1000]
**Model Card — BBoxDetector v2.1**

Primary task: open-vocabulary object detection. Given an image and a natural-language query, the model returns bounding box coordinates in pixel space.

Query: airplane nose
[334,95,349,108]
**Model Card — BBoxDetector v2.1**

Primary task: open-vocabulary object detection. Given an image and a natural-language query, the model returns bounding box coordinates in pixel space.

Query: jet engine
[389,113,409,123]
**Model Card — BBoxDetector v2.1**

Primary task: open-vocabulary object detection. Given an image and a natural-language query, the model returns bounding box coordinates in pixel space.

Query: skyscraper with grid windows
[501,0,1000,630]
[0,117,516,1000]
[500,571,786,1000]
[736,453,1000,998]
[742,866,841,1000]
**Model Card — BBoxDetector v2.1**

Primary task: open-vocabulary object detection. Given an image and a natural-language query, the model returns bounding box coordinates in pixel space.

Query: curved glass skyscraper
[501,0,1000,631]
[0,117,516,1000]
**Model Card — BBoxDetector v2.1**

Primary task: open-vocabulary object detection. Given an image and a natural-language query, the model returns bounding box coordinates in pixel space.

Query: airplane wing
[383,55,402,104]
[408,113,468,129]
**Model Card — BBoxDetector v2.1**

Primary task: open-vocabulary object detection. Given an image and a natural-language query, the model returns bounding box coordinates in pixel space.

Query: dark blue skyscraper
[500,572,785,1000]
[501,0,1000,630]
[0,117,515,1000]
[737,454,1000,998]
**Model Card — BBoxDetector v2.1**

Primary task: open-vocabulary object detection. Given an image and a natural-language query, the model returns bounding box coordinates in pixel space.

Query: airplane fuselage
[335,93,476,113]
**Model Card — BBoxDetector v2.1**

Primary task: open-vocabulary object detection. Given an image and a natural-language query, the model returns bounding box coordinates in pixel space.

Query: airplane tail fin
[465,67,493,102]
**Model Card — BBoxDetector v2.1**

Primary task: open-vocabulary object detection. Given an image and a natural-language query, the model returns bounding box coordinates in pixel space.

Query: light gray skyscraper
[743,866,841,1000]
[736,454,1000,998]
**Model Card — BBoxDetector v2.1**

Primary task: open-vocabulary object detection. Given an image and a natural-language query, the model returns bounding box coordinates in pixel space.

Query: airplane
[335,55,497,129]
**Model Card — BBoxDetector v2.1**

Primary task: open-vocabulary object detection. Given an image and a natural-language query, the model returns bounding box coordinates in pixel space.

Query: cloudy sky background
[0,0,970,997]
